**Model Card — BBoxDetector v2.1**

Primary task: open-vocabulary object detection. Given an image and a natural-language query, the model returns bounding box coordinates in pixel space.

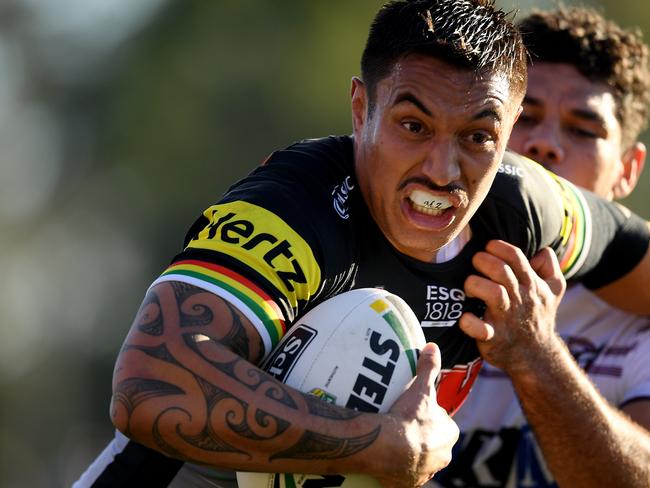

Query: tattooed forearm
[191,374,293,442]
[178,423,247,455]
[113,377,185,436]
[125,343,182,367]
[172,282,258,359]
[136,292,164,336]
[184,333,299,410]
[227,407,292,441]
[195,375,234,412]
[270,427,381,461]
[304,395,362,420]
[172,282,215,328]
[114,280,383,470]
[183,333,240,374]
[171,281,206,305]
[220,299,252,359]
[114,377,186,414]
[152,407,193,460]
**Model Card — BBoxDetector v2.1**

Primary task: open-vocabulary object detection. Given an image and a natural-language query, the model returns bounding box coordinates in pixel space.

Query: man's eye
[469,131,493,144]
[571,127,598,138]
[402,121,423,133]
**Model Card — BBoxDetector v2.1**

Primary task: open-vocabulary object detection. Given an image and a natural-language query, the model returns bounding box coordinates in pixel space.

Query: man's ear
[614,142,646,199]
[350,77,367,134]
[513,104,523,125]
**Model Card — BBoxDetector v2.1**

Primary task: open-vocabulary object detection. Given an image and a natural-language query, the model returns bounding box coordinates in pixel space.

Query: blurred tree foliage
[98,0,377,258]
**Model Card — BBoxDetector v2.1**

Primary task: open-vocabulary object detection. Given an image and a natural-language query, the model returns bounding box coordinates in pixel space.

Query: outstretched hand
[377,343,459,488]
[459,240,566,373]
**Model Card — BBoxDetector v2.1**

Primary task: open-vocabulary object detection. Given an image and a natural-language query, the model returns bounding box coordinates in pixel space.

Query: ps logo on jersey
[264,325,317,382]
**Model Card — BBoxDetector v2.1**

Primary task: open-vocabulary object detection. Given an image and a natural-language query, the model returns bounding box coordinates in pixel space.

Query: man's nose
[421,139,461,186]
[522,123,565,166]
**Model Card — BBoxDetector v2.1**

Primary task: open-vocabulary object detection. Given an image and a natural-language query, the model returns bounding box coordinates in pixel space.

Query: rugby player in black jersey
[75,1,650,487]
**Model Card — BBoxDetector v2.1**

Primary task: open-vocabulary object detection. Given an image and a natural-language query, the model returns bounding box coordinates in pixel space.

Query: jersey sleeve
[483,151,649,286]
[152,137,359,358]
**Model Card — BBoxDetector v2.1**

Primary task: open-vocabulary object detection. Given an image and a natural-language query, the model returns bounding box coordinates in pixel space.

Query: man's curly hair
[519,6,650,149]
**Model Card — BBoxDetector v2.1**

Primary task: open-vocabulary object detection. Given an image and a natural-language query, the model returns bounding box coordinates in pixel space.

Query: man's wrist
[501,333,568,384]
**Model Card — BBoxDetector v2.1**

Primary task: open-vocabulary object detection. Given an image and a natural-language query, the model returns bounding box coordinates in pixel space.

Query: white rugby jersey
[433,283,650,487]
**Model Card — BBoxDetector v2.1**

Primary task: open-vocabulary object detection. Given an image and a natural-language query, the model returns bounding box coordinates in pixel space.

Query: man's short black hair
[361,0,527,111]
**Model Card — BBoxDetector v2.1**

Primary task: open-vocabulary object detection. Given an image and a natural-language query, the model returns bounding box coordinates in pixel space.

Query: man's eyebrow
[394,91,502,122]
[393,92,432,116]
[570,108,607,125]
[473,107,502,123]
[524,95,607,125]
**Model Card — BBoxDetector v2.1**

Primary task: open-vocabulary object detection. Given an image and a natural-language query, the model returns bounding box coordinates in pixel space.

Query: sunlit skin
[351,55,523,262]
[508,62,646,200]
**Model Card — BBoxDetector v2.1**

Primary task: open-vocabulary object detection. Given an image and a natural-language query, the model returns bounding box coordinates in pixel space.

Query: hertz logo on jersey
[186,201,321,307]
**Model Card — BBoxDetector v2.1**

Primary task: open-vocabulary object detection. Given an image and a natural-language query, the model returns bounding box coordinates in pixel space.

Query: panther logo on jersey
[332,176,354,219]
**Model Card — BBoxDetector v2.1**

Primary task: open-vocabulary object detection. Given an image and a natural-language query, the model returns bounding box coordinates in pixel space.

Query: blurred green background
[1,1,648,486]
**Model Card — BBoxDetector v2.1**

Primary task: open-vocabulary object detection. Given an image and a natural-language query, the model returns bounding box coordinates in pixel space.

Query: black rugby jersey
[158,135,648,414]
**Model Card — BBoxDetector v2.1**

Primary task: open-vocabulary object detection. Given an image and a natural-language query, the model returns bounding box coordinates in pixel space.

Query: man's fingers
[464,274,511,312]
[530,247,566,298]
[483,240,534,287]
[529,247,558,278]
[415,342,441,391]
[459,312,495,342]
[472,250,519,292]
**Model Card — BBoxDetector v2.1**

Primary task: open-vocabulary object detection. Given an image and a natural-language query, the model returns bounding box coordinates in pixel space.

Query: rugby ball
[236,288,426,487]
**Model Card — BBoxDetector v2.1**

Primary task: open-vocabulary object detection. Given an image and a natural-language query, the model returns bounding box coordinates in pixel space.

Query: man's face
[508,62,625,199]
[351,55,521,262]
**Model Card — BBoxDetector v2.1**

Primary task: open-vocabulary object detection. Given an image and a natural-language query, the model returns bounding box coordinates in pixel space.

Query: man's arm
[592,221,650,314]
[460,240,650,487]
[110,281,458,488]
[496,152,650,314]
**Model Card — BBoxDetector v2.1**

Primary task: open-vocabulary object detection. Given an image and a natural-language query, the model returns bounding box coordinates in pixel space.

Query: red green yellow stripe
[550,176,589,276]
[517,157,591,278]
[160,260,286,345]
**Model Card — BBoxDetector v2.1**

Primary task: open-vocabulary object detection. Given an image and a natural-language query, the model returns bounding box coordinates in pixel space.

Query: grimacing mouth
[407,189,454,216]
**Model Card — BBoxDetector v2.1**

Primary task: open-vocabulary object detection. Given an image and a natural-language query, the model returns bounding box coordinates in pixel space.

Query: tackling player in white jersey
[435,7,650,488]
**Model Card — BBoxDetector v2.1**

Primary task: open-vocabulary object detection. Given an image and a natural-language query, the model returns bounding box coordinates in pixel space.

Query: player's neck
[432,225,472,263]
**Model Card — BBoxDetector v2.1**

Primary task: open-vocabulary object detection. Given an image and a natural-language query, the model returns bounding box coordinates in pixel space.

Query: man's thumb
[416,342,442,388]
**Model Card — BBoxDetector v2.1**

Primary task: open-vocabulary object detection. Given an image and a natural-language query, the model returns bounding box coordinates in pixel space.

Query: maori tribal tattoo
[270,427,381,461]
[113,377,185,436]
[136,292,164,336]
[172,281,214,328]
[113,281,380,468]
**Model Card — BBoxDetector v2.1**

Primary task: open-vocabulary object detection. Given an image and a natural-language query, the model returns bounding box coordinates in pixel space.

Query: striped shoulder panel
[527,160,592,279]
[153,260,286,357]
[156,200,323,355]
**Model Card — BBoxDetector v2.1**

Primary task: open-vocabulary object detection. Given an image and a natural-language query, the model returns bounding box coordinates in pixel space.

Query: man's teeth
[409,190,452,215]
